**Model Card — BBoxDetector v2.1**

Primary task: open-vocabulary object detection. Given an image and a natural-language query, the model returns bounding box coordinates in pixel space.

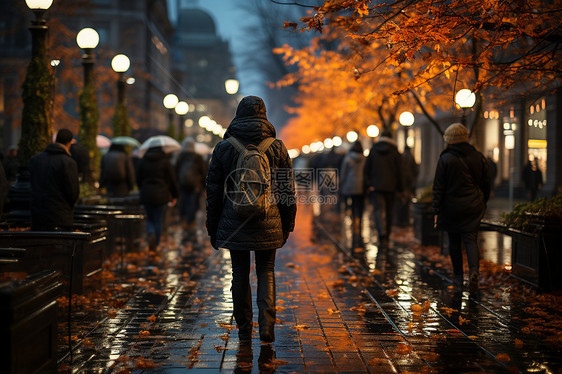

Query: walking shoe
[468,272,479,292]
[147,233,156,251]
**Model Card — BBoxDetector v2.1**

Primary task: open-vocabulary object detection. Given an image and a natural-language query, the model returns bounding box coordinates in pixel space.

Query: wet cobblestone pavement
[57,200,562,373]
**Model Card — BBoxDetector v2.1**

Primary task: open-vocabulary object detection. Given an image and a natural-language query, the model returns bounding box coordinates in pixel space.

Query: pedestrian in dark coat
[522,158,543,201]
[100,143,136,197]
[29,129,80,231]
[70,140,91,183]
[175,137,206,240]
[432,123,490,292]
[206,95,297,343]
[363,130,403,246]
[340,141,366,248]
[136,146,179,249]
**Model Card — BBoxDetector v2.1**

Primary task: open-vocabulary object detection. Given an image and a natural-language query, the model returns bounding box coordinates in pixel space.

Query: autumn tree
[276,0,562,148]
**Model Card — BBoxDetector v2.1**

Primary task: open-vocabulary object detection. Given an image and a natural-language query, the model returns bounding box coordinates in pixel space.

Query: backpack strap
[227,137,246,154]
[258,137,275,152]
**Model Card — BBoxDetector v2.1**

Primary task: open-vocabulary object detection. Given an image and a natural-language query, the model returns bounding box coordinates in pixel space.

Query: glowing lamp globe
[111,54,130,73]
[367,125,380,137]
[25,0,53,10]
[346,131,358,143]
[399,111,415,126]
[163,94,179,109]
[175,101,189,115]
[76,28,99,49]
[225,79,239,95]
[455,89,476,109]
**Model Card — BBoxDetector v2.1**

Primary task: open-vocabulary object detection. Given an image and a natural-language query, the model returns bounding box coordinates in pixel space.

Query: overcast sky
[168,0,262,96]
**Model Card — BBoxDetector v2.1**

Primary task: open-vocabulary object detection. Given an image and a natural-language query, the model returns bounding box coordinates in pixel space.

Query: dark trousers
[143,204,166,245]
[447,231,479,277]
[371,191,396,240]
[345,195,365,247]
[229,249,276,341]
[179,189,200,224]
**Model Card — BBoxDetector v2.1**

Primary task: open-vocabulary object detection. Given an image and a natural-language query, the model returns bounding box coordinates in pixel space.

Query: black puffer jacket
[432,142,491,232]
[206,96,297,251]
[136,147,179,206]
[364,137,403,193]
[29,143,79,230]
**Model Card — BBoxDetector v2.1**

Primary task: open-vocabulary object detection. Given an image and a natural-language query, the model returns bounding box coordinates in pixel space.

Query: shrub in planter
[501,195,562,291]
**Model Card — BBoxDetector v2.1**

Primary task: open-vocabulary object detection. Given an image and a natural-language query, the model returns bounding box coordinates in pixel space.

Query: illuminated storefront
[527,98,547,183]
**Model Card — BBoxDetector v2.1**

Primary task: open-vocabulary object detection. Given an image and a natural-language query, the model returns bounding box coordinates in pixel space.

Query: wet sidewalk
[58,200,561,373]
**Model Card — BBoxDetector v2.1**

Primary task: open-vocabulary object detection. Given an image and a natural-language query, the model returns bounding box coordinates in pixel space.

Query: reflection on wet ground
[56,200,561,373]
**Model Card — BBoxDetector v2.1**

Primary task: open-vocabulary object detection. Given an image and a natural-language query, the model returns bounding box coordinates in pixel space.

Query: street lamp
[175,101,189,140]
[346,131,358,143]
[399,111,415,127]
[20,0,54,162]
[10,0,54,210]
[225,79,239,95]
[455,89,476,126]
[367,125,380,138]
[76,27,100,183]
[111,54,131,137]
[163,93,179,138]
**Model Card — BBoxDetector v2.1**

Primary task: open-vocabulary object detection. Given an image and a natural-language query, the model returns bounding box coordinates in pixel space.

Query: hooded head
[182,137,196,152]
[234,96,268,120]
[351,140,363,154]
[443,123,469,144]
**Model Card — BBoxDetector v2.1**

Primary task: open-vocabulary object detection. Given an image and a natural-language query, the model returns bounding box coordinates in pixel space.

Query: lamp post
[399,111,415,149]
[225,78,239,112]
[77,27,100,183]
[174,101,189,141]
[10,0,54,212]
[111,54,131,137]
[455,89,476,126]
[163,93,179,139]
[19,0,54,167]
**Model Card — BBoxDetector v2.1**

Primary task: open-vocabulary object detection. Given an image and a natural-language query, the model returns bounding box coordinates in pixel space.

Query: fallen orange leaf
[397,342,412,354]
[496,353,511,362]
[147,314,156,323]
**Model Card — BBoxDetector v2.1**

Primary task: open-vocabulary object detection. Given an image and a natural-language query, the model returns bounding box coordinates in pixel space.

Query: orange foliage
[278,0,561,148]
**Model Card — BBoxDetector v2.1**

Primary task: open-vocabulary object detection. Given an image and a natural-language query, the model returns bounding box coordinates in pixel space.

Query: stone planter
[510,217,562,291]
[0,270,63,374]
[413,201,441,247]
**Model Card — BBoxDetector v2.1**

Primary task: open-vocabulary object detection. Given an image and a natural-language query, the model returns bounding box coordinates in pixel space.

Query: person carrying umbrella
[136,138,179,250]
[100,142,136,197]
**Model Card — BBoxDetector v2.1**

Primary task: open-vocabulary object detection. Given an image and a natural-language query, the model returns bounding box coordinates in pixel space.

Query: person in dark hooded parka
[206,96,297,343]
[363,130,403,246]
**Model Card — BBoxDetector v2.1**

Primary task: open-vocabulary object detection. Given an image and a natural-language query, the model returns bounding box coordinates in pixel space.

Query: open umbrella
[139,135,181,155]
[194,142,212,155]
[111,136,141,148]
[96,134,111,148]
